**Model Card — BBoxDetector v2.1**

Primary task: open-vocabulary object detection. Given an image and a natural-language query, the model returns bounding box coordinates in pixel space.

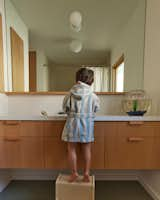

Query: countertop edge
[1,115,160,121]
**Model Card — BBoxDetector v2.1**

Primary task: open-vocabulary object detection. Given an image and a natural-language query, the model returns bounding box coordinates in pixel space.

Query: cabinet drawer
[44,137,67,169]
[20,121,44,137]
[94,122,105,137]
[107,135,155,169]
[44,121,65,137]
[0,137,21,168]
[20,137,44,168]
[0,121,4,136]
[117,122,155,137]
[3,120,21,139]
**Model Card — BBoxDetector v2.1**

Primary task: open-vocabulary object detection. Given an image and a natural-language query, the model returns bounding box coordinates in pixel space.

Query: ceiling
[11,0,140,65]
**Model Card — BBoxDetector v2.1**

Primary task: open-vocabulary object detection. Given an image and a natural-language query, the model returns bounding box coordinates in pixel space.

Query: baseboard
[10,169,139,181]
[139,176,160,200]
[11,169,61,180]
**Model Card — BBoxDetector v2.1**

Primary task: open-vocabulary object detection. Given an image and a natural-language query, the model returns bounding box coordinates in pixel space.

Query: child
[61,68,100,182]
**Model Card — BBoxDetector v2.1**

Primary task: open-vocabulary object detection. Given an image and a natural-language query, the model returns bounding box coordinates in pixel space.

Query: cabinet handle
[4,137,20,142]
[128,137,144,142]
[3,121,19,126]
[128,121,144,125]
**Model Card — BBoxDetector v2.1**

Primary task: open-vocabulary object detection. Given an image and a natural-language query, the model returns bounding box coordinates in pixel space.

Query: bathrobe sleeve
[93,94,100,113]
[62,94,71,113]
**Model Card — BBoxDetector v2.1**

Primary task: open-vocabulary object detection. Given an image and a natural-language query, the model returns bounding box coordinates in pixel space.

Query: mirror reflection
[5,0,146,92]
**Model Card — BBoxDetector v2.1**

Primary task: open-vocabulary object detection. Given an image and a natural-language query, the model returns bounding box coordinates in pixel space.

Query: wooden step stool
[56,174,95,200]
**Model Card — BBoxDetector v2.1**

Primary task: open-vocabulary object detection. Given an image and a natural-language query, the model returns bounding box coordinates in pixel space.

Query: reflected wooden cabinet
[0,120,160,169]
[10,27,24,92]
[29,51,37,91]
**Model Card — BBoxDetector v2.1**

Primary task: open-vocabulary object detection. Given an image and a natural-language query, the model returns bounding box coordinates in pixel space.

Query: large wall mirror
[4,0,146,93]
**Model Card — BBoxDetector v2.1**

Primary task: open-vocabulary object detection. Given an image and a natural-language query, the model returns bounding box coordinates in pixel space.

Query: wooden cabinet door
[91,122,105,169]
[104,122,117,169]
[0,121,44,168]
[75,122,105,169]
[0,121,4,167]
[44,121,68,169]
[106,122,155,169]
[1,121,21,168]
[0,121,4,137]
[0,137,44,169]
[44,138,67,169]
[44,121,105,169]
[151,125,160,169]
[20,121,44,137]
[20,121,44,168]
[0,138,21,168]
[20,137,44,168]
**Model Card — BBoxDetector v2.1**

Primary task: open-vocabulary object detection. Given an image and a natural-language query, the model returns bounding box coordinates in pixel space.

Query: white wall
[5,0,29,91]
[0,93,8,114]
[0,1,11,191]
[50,65,80,91]
[36,50,49,91]
[111,0,145,91]
[0,0,8,91]
[6,94,124,116]
[140,0,160,199]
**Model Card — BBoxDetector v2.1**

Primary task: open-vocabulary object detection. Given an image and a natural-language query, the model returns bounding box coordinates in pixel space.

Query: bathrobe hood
[70,81,92,100]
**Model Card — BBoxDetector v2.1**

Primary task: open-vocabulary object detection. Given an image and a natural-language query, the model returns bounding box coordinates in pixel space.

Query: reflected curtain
[83,66,109,92]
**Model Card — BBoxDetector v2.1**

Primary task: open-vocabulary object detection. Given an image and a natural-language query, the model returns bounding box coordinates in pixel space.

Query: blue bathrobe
[61,81,100,143]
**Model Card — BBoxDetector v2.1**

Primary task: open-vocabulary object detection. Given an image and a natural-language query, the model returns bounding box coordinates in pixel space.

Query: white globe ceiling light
[70,40,82,53]
[69,11,82,32]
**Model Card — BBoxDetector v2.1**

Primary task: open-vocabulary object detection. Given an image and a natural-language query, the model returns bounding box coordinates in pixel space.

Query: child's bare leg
[67,142,78,182]
[81,143,91,182]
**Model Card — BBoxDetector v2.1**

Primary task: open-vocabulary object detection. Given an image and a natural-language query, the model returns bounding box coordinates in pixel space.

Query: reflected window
[116,62,124,92]
[113,55,124,92]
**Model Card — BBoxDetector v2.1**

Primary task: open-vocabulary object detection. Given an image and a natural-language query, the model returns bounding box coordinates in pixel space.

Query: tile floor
[0,180,153,200]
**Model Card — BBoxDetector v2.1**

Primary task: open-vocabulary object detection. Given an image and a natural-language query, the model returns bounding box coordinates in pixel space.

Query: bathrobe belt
[67,112,95,118]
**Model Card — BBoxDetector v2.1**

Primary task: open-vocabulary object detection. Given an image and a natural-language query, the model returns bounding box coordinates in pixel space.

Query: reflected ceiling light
[69,11,82,32]
[70,40,82,53]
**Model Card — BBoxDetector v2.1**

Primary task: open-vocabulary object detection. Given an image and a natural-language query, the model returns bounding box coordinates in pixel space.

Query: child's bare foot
[68,173,79,182]
[83,174,90,182]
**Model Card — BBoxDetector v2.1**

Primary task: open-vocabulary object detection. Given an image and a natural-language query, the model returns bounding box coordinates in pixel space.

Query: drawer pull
[3,121,19,126]
[4,137,20,142]
[128,137,144,142]
[128,121,144,125]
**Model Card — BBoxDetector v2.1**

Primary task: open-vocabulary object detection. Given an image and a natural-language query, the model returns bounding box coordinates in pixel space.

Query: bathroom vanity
[0,116,160,170]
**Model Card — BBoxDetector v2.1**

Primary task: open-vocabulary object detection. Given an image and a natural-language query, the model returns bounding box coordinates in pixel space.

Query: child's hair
[76,68,94,85]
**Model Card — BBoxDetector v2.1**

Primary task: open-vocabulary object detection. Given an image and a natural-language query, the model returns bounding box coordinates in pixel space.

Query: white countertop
[0,115,160,121]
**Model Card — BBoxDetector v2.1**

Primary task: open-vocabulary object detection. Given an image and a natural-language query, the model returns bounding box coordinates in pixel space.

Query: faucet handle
[41,110,48,119]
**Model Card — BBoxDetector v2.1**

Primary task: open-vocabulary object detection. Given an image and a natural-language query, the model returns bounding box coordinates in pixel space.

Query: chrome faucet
[40,110,48,119]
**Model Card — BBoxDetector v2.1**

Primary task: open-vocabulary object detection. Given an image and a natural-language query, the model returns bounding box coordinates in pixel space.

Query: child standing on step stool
[61,68,100,182]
